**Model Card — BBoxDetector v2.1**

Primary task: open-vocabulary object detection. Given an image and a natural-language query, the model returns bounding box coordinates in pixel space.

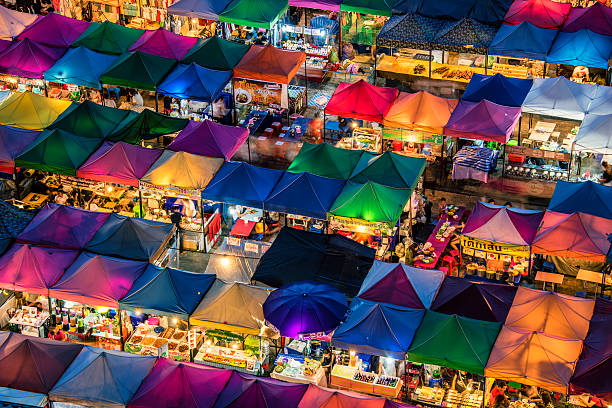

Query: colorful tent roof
[100,51,177,91]
[383,91,457,133]
[357,261,444,309]
[349,151,426,190]
[532,211,612,262]
[157,63,232,103]
[503,0,570,29]
[181,36,250,70]
[431,277,518,322]
[585,83,612,115]
[0,38,65,79]
[463,73,533,108]
[110,109,188,144]
[219,0,289,29]
[202,161,283,208]
[263,171,345,219]
[17,13,89,47]
[77,141,163,187]
[84,213,174,261]
[548,180,612,220]
[0,125,39,172]
[288,143,363,180]
[376,13,444,49]
[340,0,398,16]
[485,326,583,393]
[433,18,497,53]
[49,252,147,308]
[522,76,596,121]
[49,347,156,408]
[119,265,214,318]
[0,5,37,40]
[332,299,424,359]
[562,2,612,36]
[71,21,144,55]
[326,80,398,123]
[44,46,117,89]
[128,27,197,60]
[444,100,521,144]
[298,385,390,408]
[168,0,233,20]
[547,29,612,69]
[407,311,502,375]
[17,204,109,250]
[167,119,247,160]
[0,243,78,295]
[289,0,340,11]
[0,91,72,130]
[233,45,305,84]
[140,150,224,190]
[497,23,555,62]
[417,0,513,25]
[573,112,612,154]
[0,200,36,255]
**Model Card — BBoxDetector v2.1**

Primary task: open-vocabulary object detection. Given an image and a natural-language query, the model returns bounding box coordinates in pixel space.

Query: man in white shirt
[132,90,144,106]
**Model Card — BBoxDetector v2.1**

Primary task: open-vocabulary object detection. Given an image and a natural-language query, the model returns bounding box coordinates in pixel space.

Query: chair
[542,261,555,273]
[442,255,457,276]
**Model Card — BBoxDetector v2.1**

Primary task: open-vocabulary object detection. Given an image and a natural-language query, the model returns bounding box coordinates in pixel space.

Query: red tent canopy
[325,80,399,123]
[503,0,571,29]
[233,45,306,85]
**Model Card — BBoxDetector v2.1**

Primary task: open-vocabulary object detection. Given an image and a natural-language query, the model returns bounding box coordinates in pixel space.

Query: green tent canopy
[349,151,426,189]
[329,181,411,225]
[110,109,189,144]
[219,0,289,29]
[72,21,145,55]
[15,129,102,176]
[181,36,250,71]
[287,143,364,179]
[340,0,398,16]
[407,311,502,375]
[100,51,177,91]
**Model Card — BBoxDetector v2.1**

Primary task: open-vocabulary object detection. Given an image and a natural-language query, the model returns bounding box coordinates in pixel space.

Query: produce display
[435,222,456,242]
[9,309,49,328]
[125,324,193,360]
[271,355,323,384]
[195,344,257,372]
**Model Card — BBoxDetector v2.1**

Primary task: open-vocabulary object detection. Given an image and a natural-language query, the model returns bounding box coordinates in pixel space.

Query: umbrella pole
[568,143,574,181]
[304,59,308,111]
[428,48,432,80]
[484,52,488,75]
[155,89,159,112]
[201,196,206,252]
[404,355,408,401]
[43,80,48,97]
[138,189,144,219]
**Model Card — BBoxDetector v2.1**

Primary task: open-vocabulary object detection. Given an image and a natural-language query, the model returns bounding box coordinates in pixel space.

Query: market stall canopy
[431,277,518,322]
[0,387,47,407]
[219,0,289,29]
[204,253,259,283]
[444,100,521,144]
[181,36,250,70]
[48,252,147,308]
[584,83,612,115]
[189,280,272,335]
[0,243,78,295]
[349,151,426,189]
[0,91,72,130]
[17,12,89,47]
[202,161,283,208]
[100,51,177,92]
[0,332,83,394]
[140,150,224,190]
[0,200,36,255]
[288,143,363,180]
[0,125,39,173]
[168,0,233,20]
[485,325,583,393]
[562,2,612,35]
[289,0,340,11]
[263,171,345,219]
[522,76,596,121]
[167,119,247,160]
[532,211,612,262]
[0,5,37,40]
[0,38,66,79]
[128,27,197,60]
[546,29,612,69]
[298,385,391,408]
[49,347,156,408]
[548,180,612,220]
[157,63,232,103]
[71,21,145,55]
[253,227,375,296]
[433,18,497,53]
[503,0,571,29]
[233,45,305,84]
[407,311,502,375]
[377,13,444,49]
[339,0,399,16]
[383,91,458,133]
[84,213,174,261]
[110,109,188,144]
[417,0,513,25]
[76,141,163,187]
[44,46,118,89]
[463,73,533,108]
[573,112,612,154]
[329,181,411,225]
[119,265,214,318]
[357,261,444,309]
[325,80,398,123]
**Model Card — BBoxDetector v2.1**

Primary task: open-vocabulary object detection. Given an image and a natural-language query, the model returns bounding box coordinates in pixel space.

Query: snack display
[446,389,484,408]
[415,386,445,404]
[9,309,49,329]
[271,355,325,384]
[125,323,193,360]
[195,344,257,372]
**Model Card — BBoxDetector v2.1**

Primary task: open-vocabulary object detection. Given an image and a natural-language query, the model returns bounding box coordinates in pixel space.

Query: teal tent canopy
[44,46,117,89]
[100,51,177,91]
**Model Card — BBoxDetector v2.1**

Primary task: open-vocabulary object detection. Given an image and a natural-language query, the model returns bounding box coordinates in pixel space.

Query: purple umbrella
[263,281,348,339]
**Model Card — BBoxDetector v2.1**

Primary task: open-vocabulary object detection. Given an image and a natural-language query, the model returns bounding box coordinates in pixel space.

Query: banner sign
[461,235,530,258]
[506,145,570,162]
[139,181,200,200]
[328,214,392,236]
[233,78,285,109]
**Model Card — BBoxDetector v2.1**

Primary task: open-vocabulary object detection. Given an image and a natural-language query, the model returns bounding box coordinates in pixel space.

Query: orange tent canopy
[233,45,306,85]
[383,91,458,134]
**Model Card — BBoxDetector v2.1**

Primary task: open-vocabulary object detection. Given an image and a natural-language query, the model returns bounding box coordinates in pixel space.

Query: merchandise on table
[193,329,264,374]
[377,54,485,84]
[415,385,445,404]
[330,362,402,398]
[125,322,195,361]
[334,127,382,152]
[271,354,326,385]
[8,306,49,337]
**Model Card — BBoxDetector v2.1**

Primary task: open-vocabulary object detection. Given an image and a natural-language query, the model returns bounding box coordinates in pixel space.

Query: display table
[330,364,402,398]
[9,309,49,337]
[21,193,47,207]
[195,344,258,373]
[414,206,465,269]
[241,110,269,135]
[125,325,192,360]
[271,355,326,386]
[452,164,489,183]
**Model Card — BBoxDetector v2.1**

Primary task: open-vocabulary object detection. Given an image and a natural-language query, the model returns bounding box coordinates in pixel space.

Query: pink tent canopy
[443,100,521,144]
[0,5,37,40]
[0,38,65,79]
[325,80,399,123]
[289,0,340,11]
[503,0,571,29]
[17,13,89,47]
[167,120,248,160]
[128,28,198,60]
[298,384,388,407]
[562,2,612,36]
[77,141,163,187]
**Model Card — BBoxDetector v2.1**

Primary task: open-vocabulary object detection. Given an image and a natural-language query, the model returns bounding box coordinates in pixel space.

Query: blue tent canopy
[119,265,215,317]
[332,299,425,359]
[44,46,118,89]
[586,84,612,115]
[415,0,512,25]
[167,0,232,20]
[574,113,612,154]
[488,22,557,61]
[84,213,174,261]
[49,347,156,407]
[462,73,533,107]
[521,76,596,121]
[434,18,497,52]
[157,63,232,103]
[263,172,345,219]
[549,180,612,220]
[202,161,283,208]
[0,200,37,255]
[0,386,47,407]
[376,13,444,48]
[547,29,612,69]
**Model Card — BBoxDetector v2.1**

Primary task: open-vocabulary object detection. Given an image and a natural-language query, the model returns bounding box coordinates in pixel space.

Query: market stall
[451,146,499,184]
[503,0,570,29]
[287,142,364,180]
[462,73,532,107]
[168,120,248,160]
[413,204,465,269]
[0,38,66,80]
[43,46,118,90]
[110,109,188,145]
[17,13,90,48]
[128,27,197,60]
[100,51,177,94]
[546,30,612,77]
[213,371,308,407]
[547,180,612,220]
[0,6,37,40]
[0,91,72,130]
[181,36,251,72]
[349,150,426,190]
[572,112,612,157]
[71,21,145,56]
[0,200,36,254]
[219,0,289,29]
[522,76,594,122]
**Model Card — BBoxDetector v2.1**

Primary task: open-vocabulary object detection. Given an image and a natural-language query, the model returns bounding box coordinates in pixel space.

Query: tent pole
[187,320,194,362]
[517,115,522,145]
[323,110,326,142]
[502,144,506,178]
[210,99,214,121]
[201,196,206,252]
[155,89,159,112]
[338,12,343,64]
[428,48,432,80]
[440,136,445,183]
[13,165,19,200]
[231,80,237,126]
[119,309,125,348]
[304,59,308,110]
[43,80,48,97]
[484,52,488,75]
[47,294,53,324]
[138,189,144,219]
[404,355,408,401]
[568,143,574,181]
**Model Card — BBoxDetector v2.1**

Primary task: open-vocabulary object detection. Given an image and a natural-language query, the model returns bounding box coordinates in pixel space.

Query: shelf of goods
[125,324,193,361]
[445,389,484,408]
[331,365,402,398]
[271,355,326,386]
[377,55,485,83]
[195,344,258,373]
[335,128,382,152]
[414,386,445,405]
[9,309,49,337]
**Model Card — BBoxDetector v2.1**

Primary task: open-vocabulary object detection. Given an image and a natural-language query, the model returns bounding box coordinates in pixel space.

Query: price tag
[474,250,486,259]
[261,245,269,254]
[244,242,258,254]
[188,329,197,349]
[228,237,241,246]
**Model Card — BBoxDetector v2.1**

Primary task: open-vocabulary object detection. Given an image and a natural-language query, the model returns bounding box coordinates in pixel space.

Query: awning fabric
[181,36,250,71]
[167,119,247,160]
[100,51,177,91]
[325,80,398,123]
[433,18,497,53]
[585,83,612,115]
[140,150,224,190]
[289,0,340,11]
[0,200,36,256]
[376,13,443,49]
[287,143,363,180]
[219,0,289,29]
[547,29,612,69]
[383,91,457,133]
[416,0,513,25]
[44,46,118,89]
[297,386,390,408]
[339,0,398,16]
[573,112,612,154]
[0,5,37,40]
[17,12,89,47]
[167,0,233,20]
[128,27,197,60]
[521,76,596,121]
[0,125,39,173]
[548,180,612,220]
[0,91,72,130]
[462,73,533,108]
[562,2,612,36]
[0,38,65,79]
[503,0,571,29]
[204,253,258,284]
[349,151,426,189]
[110,109,188,144]
[157,63,232,103]
[233,45,305,84]
[71,21,144,55]
[444,100,521,144]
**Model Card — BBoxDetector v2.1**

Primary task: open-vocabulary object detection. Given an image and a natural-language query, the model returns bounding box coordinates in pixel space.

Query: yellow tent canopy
[140,150,223,190]
[383,91,458,134]
[0,91,72,130]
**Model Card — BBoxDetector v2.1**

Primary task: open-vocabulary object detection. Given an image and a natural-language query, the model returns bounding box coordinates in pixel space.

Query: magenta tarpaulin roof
[462,201,545,245]
[503,0,571,29]
[17,204,109,250]
[167,120,248,160]
[443,100,521,143]
[17,13,89,47]
[0,38,66,79]
[289,0,340,11]
[48,252,147,308]
[325,79,399,123]
[562,2,612,36]
[77,141,163,187]
[128,27,198,60]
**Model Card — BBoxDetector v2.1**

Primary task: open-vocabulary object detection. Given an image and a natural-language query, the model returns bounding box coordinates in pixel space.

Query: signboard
[139,181,201,200]
[233,78,284,109]
[244,242,259,254]
[383,128,444,144]
[227,237,241,247]
[505,145,570,162]
[328,214,391,236]
[461,235,530,258]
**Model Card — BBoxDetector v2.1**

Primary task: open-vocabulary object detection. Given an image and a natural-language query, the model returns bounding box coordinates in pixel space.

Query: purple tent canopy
[444,100,521,144]
[289,0,340,11]
[0,125,39,172]
[167,120,248,160]
[0,39,9,52]
[128,27,198,60]
[17,13,89,47]
[17,204,109,250]
[0,38,65,79]
[128,358,232,408]
[562,2,612,36]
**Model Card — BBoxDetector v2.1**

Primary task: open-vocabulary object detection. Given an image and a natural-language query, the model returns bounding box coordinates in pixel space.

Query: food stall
[413,204,464,269]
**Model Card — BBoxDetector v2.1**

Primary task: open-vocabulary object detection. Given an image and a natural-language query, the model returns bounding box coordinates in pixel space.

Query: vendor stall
[0,125,39,174]
[413,204,465,269]
[71,21,144,56]
[0,39,64,81]
[0,6,37,41]
[452,146,499,184]
[44,46,118,90]
[17,13,89,47]
[548,180,612,220]
[110,109,188,145]
[128,28,197,60]
[168,120,248,160]
[100,51,177,93]
[181,36,251,72]
[287,142,363,180]
[0,91,72,131]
